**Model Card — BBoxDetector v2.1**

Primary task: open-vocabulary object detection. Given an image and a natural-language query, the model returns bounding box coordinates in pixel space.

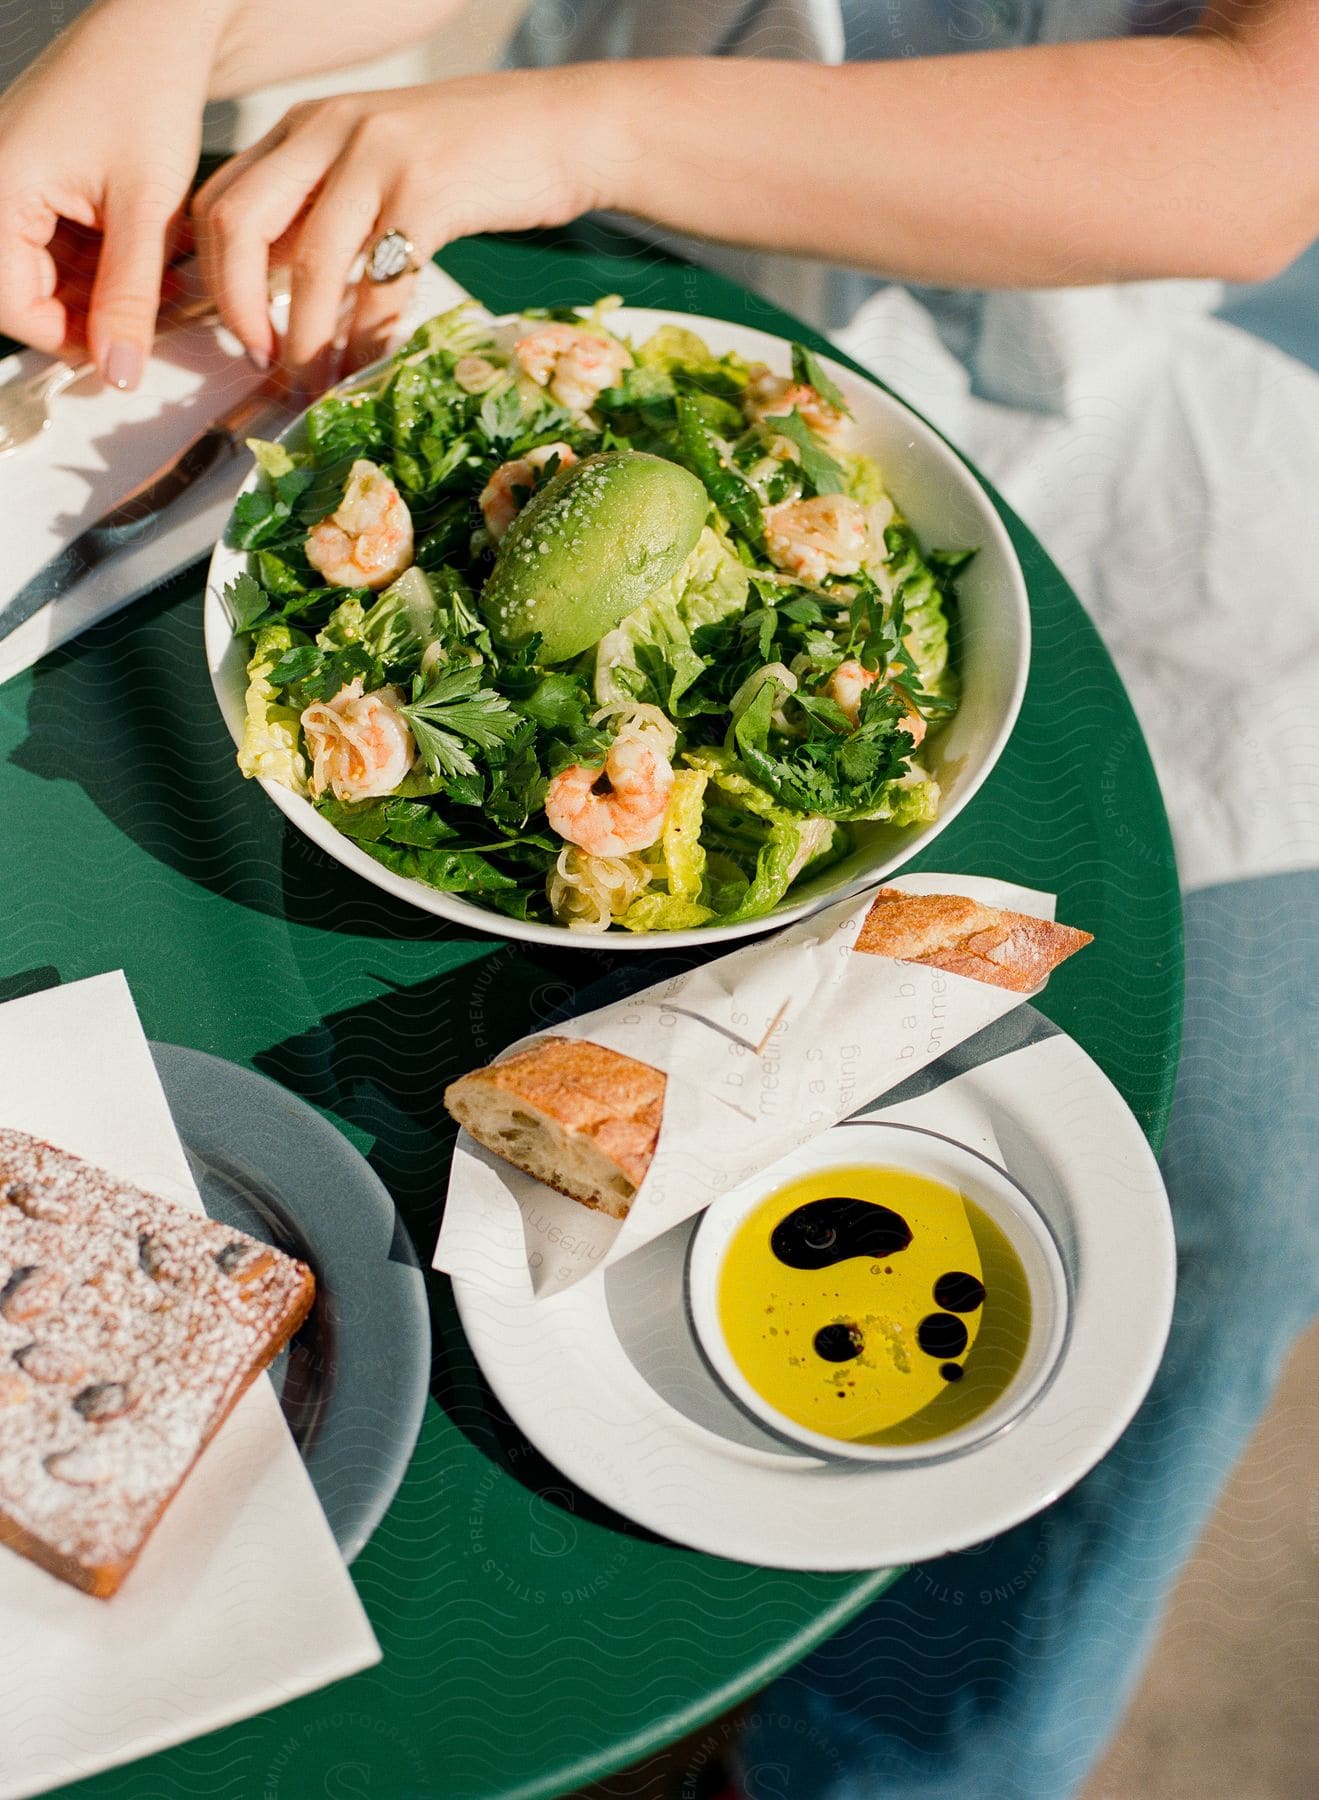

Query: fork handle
[37,359,92,402]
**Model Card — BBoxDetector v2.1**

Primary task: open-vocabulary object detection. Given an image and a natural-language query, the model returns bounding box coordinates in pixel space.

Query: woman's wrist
[523,63,643,226]
[562,59,786,246]
[577,59,657,223]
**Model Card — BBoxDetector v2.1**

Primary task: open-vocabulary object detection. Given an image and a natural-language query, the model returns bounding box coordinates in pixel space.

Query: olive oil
[715,1165,1031,1446]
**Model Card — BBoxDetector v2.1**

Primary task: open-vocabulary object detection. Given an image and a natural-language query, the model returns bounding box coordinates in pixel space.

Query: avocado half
[479,450,708,665]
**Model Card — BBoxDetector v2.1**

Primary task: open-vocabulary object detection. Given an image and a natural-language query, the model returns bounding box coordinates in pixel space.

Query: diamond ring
[365,229,422,285]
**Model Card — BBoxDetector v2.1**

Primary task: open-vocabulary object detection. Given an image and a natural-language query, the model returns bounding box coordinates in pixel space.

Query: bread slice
[444,891,1092,1219]
[855,886,1093,991]
[444,1037,665,1220]
[0,1129,315,1598]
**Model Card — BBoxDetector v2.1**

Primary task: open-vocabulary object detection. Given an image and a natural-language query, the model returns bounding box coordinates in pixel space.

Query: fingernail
[247,345,270,373]
[104,341,144,391]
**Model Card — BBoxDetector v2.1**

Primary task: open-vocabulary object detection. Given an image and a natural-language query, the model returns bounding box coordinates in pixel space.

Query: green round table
[0,231,1182,1800]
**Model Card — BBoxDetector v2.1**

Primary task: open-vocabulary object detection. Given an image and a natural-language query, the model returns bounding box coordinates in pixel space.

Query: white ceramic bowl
[204,307,1030,948]
[686,1121,1069,1465]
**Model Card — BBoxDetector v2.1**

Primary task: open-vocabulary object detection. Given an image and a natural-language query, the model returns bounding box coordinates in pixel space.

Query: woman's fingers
[342,197,429,373]
[193,105,345,368]
[0,187,78,352]
[0,238,66,355]
[283,148,384,376]
[86,181,175,388]
[191,112,294,220]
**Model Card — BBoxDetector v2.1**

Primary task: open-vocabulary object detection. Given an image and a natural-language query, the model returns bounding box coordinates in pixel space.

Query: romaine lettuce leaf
[884,520,967,699]
[360,567,443,665]
[840,450,887,507]
[236,624,307,793]
[635,325,719,374]
[863,771,942,828]
[318,596,366,648]
[676,528,751,631]
[595,529,749,711]
[685,752,843,921]
[658,767,708,902]
[245,437,299,480]
[394,300,496,362]
[635,325,750,397]
[620,893,714,932]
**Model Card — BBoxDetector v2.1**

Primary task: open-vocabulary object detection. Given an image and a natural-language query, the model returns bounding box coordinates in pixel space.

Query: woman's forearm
[207,0,469,99]
[597,26,1316,287]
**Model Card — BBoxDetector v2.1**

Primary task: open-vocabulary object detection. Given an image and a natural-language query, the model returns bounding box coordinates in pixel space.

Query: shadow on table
[252,948,700,1547]
[8,572,475,942]
[0,967,62,1007]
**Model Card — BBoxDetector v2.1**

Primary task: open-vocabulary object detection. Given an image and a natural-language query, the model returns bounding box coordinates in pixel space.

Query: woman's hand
[192,70,608,378]
[0,0,224,386]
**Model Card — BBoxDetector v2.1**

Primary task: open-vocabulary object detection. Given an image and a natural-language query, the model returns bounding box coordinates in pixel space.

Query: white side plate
[452,1022,1174,1569]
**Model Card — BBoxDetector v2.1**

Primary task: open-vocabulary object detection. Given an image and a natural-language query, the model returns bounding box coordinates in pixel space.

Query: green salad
[222,299,972,932]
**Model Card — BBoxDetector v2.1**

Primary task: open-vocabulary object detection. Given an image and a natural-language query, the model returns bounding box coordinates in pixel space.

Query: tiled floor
[1081,1319,1319,1800]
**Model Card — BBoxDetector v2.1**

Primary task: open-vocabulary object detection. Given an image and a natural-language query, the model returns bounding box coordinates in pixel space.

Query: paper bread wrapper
[435,874,1058,1299]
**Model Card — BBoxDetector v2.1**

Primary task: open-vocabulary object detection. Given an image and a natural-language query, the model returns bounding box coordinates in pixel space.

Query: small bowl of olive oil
[686,1122,1069,1464]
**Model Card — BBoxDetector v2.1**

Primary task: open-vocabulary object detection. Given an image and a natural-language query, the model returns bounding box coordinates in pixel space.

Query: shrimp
[478,442,578,541]
[764,494,870,584]
[301,679,416,803]
[305,459,414,590]
[514,322,633,413]
[453,354,501,394]
[824,659,927,745]
[544,727,674,858]
[745,365,848,438]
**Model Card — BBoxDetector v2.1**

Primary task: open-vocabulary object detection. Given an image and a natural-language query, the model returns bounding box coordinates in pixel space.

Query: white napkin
[0,261,470,687]
[436,873,1057,1299]
[0,972,379,1800]
[833,282,1319,891]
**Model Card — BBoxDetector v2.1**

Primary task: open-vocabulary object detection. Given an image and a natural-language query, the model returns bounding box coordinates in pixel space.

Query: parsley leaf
[731,675,916,818]
[292,642,383,705]
[265,645,323,688]
[769,409,846,496]
[847,578,955,721]
[399,664,522,781]
[790,342,850,416]
[226,466,316,550]
[223,571,271,634]
[478,383,525,448]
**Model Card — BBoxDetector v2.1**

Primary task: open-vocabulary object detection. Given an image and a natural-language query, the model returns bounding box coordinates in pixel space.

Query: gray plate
[149,1041,430,1563]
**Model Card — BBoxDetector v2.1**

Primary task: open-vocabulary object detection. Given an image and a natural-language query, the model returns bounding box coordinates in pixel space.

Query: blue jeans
[740,872,1319,1800]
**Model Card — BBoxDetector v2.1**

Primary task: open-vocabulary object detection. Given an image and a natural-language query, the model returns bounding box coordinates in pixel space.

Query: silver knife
[0,381,286,645]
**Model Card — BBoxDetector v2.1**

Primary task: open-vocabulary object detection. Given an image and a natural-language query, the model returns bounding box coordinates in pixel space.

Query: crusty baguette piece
[445,891,1092,1217]
[854,886,1093,991]
[444,1037,665,1219]
[0,1129,315,1598]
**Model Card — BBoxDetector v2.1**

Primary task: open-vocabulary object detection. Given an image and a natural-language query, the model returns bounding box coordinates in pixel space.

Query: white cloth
[0,973,379,1800]
[834,282,1319,892]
